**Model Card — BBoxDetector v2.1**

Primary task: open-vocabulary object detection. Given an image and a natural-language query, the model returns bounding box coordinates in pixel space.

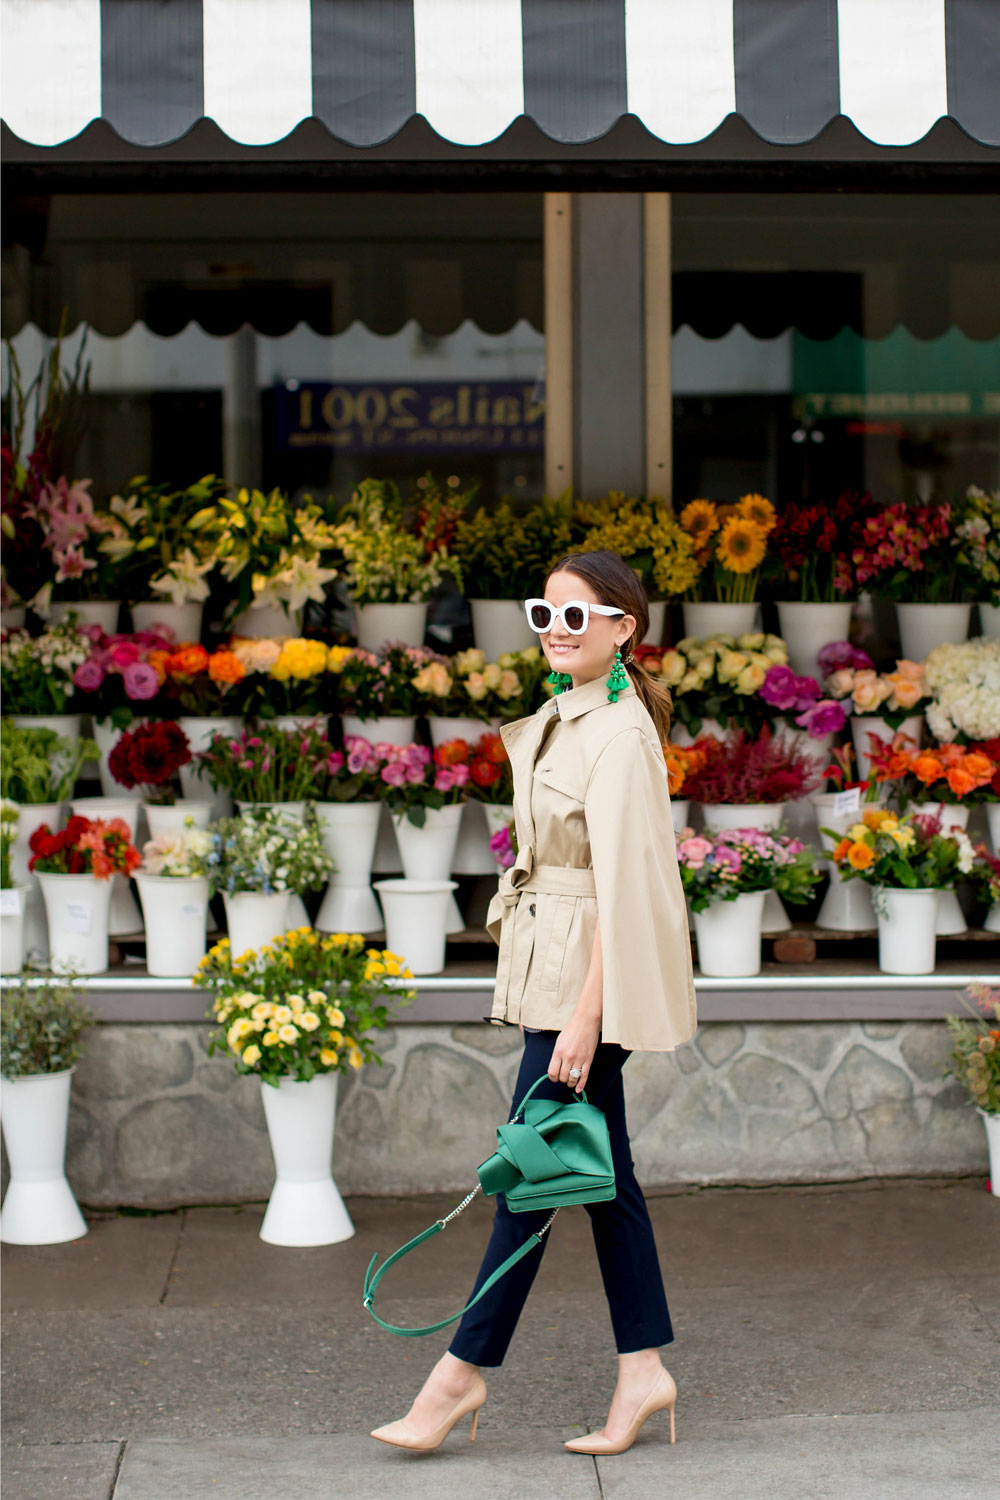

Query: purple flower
[760,665,799,711]
[73,658,105,692]
[792,675,821,708]
[817,641,874,677]
[795,700,847,738]
[122,661,159,700]
[435,768,455,792]
[381,764,407,787]
[405,763,426,785]
[712,846,743,874]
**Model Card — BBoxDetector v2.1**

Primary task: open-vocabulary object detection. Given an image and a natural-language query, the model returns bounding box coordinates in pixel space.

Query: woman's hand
[549,1009,601,1093]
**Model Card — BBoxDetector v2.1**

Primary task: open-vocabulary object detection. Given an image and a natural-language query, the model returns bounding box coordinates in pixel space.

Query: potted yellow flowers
[196,927,414,1246]
[578,492,700,645]
[679,494,777,637]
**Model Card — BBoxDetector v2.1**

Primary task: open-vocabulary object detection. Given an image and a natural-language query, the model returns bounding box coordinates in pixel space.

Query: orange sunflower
[716,515,767,574]
[737,493,777,532]
[679,498,719,546]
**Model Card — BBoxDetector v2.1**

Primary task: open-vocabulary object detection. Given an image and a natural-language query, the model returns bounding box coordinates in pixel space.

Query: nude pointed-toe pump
[563,1367,677,1455]
[370,1374,487,1453]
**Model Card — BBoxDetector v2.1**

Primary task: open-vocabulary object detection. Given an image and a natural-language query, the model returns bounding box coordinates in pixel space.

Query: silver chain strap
[437,1182,482,1228]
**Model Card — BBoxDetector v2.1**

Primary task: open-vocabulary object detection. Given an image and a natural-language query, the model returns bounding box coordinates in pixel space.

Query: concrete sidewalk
[2,1178,998,1499]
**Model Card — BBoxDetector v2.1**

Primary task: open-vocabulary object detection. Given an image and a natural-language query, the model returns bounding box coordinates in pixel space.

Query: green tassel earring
[606,649,629,702]
[547,670,573,695]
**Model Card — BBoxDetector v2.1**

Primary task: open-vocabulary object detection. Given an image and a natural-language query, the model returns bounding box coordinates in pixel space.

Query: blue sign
[274,380,544,455]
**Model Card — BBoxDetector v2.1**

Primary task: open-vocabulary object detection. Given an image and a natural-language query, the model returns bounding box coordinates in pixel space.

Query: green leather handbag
[363,1074,616,1337]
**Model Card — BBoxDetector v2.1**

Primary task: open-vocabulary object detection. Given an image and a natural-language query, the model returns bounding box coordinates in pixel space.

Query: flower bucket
[143,800,213,838]
[979,603,1000,639]
[670,718,726,747]
[70,796,144,937]
[259,1072,354,1246]
[0,885,32,974]
[130,601,204,642]
[896,602,971,662]
[223,890,291,957]
[977,1108,1000,1197]
[986,803,1000,858]
[932,804,971,936]
[177,715,244,819]
[93,717,147,799]
[354,601,427,653]
[50,599,120,633]
[427,715,499,749]
[693,891,766,977]
[875,887,940,974]
[850,713,923,782]
[469,599,536,659]
[372,804,404,875]
[374,879,458,975]
[0,1068,88,1245]
[231,603,302,637]
[340,714,416,748]
[644,600,666,646]
[699,802,789,930]
[134,873,210,977]
[682,602,758,638]
[670,799,690,835]
[35,872,113,975]
[483,803,515,839]
[10,800,66,965]
[391,804,464,931]
[811,794,876,932]
[314,801,383,933]
[984,903,1000,935]
[776,601,854,680]
[233,803,309,927]
[452,800,498,876]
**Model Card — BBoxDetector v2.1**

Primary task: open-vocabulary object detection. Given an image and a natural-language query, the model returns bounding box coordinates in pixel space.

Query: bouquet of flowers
[465,732,514,804]
[204,808,333,896]
[955,487,1000,607]
[108,720,192,804]
[822,807,972,889]
[332,477,461,605]
[326,643,445,719]
[0,721,99,804]
[865,735,998,807]
[678,494,777,603]
[922,638,1000,743]
[814,744,872,799]
[1,621,91,714]
[578,493,700,600]
[24,477,137,610]
[682,728,822,806]
[28,814,141,879]
[230,635,331,720]
[195,927,414,1085]
[159,642,248,717]
[71,627,175,727]
[140,823,213,878]
[197,725,328,803]
[414,646,543,721]
[313,735,388,803]
[676,826,819,913]
[452,498,578,600]
[849,500,974,603]
[820,643,929,730]
[662,742,708,798]
[643,633,789,738]
[95,474,226,606]
[187,485,339,621]
[0,970,92,1077]
[759,664,847,741]
[765,492,876,601]
[944,984,1000,1119]
[379,740,470,827]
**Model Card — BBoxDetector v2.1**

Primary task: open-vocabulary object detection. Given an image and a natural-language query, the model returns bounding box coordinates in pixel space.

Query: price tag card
[65,901,93,935]
[180,902,205,919]
[0,889,23,916]
[832,788,861,817]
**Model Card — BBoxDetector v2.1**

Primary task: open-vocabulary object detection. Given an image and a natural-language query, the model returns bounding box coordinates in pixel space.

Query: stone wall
[61,1018,988,1208]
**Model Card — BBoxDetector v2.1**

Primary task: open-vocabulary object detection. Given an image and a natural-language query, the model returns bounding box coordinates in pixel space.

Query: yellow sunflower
[679,498,719,543]
[737,492,777,532]
[717,515,767,574]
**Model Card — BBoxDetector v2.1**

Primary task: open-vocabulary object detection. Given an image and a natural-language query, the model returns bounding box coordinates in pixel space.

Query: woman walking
[371,550,697,1456]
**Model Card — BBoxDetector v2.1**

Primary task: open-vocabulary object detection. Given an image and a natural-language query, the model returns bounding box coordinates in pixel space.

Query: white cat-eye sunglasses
[524,598,625,635]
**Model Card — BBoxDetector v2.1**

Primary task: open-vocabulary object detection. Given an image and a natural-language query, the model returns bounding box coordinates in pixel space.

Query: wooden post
[645,192,673,506]
[544,192,573,496]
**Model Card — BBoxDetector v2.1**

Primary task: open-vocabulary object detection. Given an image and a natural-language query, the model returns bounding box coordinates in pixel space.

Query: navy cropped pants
[447,1030,674,1368]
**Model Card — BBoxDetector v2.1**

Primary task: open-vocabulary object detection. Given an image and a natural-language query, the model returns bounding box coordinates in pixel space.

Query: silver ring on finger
[569,1066,583,1079]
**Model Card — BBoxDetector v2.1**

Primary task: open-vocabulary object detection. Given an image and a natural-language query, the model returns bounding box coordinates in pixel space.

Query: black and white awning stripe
[2,0,997,152]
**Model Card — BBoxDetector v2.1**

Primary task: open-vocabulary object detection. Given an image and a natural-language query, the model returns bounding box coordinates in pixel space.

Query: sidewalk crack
[109,1439,127,1498]
[158,1209,187,1306]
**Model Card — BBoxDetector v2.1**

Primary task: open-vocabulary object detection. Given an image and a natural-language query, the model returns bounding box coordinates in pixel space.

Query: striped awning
[2,0,997,155]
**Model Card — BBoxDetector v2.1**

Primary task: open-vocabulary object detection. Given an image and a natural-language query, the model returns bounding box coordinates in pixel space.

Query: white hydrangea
[922,637,1000,741]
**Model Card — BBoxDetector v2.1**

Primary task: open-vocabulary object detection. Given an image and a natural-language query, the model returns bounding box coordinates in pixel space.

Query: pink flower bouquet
[677,826,819,913]
[379,739,471,827]
[760,664,847,740]
[71,627,175,727]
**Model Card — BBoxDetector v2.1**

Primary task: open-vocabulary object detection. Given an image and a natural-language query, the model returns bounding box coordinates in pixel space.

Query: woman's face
[540,572,636,689]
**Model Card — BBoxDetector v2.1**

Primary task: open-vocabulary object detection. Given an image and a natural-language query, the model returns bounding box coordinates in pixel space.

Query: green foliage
[452,492,582,599]
[0,721,100,804]
[0,970,92,1077]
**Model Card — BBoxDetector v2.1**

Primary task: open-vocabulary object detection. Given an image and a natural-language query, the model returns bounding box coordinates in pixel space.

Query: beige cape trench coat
[485,674,697,1052]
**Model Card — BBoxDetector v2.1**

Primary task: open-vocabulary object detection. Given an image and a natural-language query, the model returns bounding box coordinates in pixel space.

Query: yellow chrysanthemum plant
[678,494,777,604]
[576,493,701,600]
[195,927,416,1088]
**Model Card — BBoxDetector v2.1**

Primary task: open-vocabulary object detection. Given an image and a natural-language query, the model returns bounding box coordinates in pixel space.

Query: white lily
[271,554,339,612]
[150,549,214,606]
[110,492,150,529]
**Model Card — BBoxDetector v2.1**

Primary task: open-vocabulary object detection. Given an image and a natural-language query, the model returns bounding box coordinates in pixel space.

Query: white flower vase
[372,804,404,875]
[811,794,876,932]
[177,715,243,821]
[693,891,766,977]
[223,890,291,957]
[875,887,940,974]
[896,602,972,661]
[314,801,383,933]
[10,800,66,965]
[670,718,727,747]
[143,800,213,838]
[977,1108,1000,1196]
[354,601,427,652]
[933,804,971,935]
[36,872,113,975]
[978,603,1000,639]
[776,601,854,680]
[984,903,1000,935]
[374,879,458,975]
[130,601,204,642]
[0,1069,88,1245]
[231,603,302,637]
[453,800,499,876]
[670,799,690,835]
[259,1073,354,1246]
[700,802,789,931]
[0,886,32,974]
[235,802,310,929]
[483,803,515,839]
[134,873,210,977]
[93,717,147,800]
[391,804,465,933]
[470,599,535,658]
[70,796,144,937]
[50,599,120,632]
[986,803,1000,857]
[683,602,758,638]
[850,714,923,782]
[340,714,416,747]
[427,715,499,749]
[644,600,667,646]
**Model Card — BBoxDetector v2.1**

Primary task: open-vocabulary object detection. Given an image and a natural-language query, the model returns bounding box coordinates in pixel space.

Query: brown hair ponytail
[546,550,673,743]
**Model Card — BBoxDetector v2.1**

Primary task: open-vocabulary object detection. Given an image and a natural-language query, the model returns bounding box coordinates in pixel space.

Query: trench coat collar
[552,675,636,722]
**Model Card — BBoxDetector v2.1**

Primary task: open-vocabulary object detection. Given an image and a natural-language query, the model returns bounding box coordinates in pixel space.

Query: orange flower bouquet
[866,735,998,808]
[663,742,708,798]
[678,493,777,604]
[160,643,249,716]
[821,807,971,891]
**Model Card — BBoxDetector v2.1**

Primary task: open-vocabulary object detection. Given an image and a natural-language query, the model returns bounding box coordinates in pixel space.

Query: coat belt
[488,847,597,1021]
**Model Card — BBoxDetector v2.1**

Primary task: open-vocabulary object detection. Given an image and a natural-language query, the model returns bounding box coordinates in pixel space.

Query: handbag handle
[512,1072,588,1119]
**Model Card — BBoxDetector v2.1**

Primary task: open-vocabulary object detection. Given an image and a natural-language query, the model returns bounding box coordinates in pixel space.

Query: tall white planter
[776,601,854,680]
[234,802,309,929]
[644,601,667,646]
[470,599,535,658]
[683,602,758,638]
[427,715,498,749]
[340,714,415,747]
[391,803,464,932]
[134,873,210,976]
[354,602,427,652]
[70,796,143,937]
[315,800,382,933]
[35,872,113,974]
[693,891,766,977]
[811,794,876,931]
[9,800,66,965]
[670,717,727,747]
[985,803,1000,857]
[93,717,147,799]
[850,713,923,782]
[483,803,515,839]
[453,800,498,876]
[875,887,940,974]
[978,1109,1000,1196]
[177,715,243,820]
[0,886,32,974]
[896,602,971,662]
[670,799,690,835]
[259,1072,354,1246]
[143,800,213,838]
[932,804,971,935]
[231,603,302,637]
[979,603,1000,639]
[374,878,458,975]
[49,599,120,632]
[223,890,291,957]
[130,601,203,642]
[0,1068,88,1245]
[700,801,788,931]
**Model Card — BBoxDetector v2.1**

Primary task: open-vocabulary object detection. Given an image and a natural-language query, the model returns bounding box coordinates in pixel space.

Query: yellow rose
[251,1001,274,1021]
[454,648,486,674]
[658,650,686,687]
[852,671,892,713]
[288,994,305,1014]
[326,1005,346,1027]
[272,1005,293,1026]
[482,663,501,690]
[736,662,768,694]
[242,1044,261,1066]
[736,632,766,651]
[262,1030,279,1046]
[497,670,520,700]
[717,650,748,683]
[320,1048,339,1067]
[347,1046,364,1070]
[300,1011,320,1031]
[694,657,714,682]
[277,1024,299,1044]
[464,672,488,701]
[678,669,701,694]
[328,1029,344,1048]
[307,990,327,1006]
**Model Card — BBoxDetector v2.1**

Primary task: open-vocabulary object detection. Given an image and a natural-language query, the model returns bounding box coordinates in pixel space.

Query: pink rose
[678,836,713,870]
[122,661,159,700]
[73,659,105,692]
[381,764,407,787]
[795,700,847,738]
[111,642,141,670]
